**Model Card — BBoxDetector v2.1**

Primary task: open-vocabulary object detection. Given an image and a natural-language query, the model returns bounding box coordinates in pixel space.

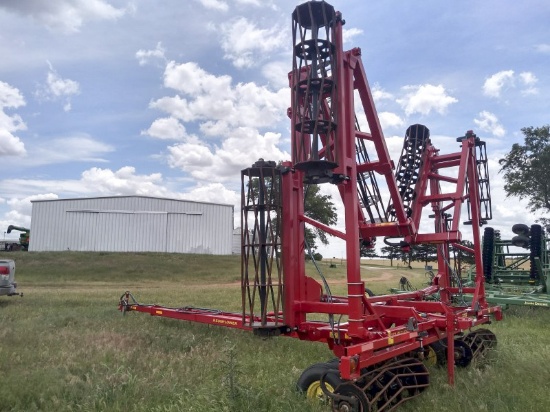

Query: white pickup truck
[0,260,20,297]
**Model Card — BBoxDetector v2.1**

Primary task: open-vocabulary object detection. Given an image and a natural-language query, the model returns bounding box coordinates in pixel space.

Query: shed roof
[30,195,233,209]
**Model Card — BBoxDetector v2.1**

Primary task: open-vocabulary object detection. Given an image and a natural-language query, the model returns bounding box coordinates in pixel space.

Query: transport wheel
[297,363,343,403]
[424,340,446,367]
[326,358,340,368]
[424,346,438,367]
[365,288,375,297]
[482,227,495,282]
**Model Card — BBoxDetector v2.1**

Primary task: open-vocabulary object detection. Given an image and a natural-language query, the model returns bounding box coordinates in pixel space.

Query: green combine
[6,225,30,251]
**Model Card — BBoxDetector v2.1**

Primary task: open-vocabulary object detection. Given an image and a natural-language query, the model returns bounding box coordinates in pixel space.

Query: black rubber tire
[426,340,447,367]
[296,364,343,400]
[298,362,335,381]
[365,287,375,297]
[482,227,495,282]
[512,223,530,236]
[511,235,530,249]
[530,224,543,281]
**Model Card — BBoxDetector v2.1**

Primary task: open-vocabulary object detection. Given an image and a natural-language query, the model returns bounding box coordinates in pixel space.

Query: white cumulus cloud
[397,84,458,116]
[136,42,166,66]
[0,81,27,156]
[343,27,363,44]
[483,70,514,97]
[167,128,288,184]
[196,0,229,11]
[235,0,262,6]
[35,62,80,111]
[378,112,404,131]
[219,17,286,68]
[150,61,288,133]
[261,60,291,89]
[142,117,187,140]
[8,193,59,218]
[183,183,240,208]
[81,166,171,197]
[519,71,538,95]
[0,0,128,33]
[483,70,539,98]
[371,84,394,103]
[0,167,175,201]
[473,111,505,137]
[163,61,232,97]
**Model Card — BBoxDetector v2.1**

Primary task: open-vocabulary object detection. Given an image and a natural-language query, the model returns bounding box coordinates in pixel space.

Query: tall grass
[0,252,548,411]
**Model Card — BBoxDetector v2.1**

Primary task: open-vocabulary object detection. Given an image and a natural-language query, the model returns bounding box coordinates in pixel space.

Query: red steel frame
[121,1,501,388]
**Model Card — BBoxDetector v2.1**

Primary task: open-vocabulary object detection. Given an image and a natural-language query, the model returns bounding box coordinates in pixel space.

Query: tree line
[361,241,476,268]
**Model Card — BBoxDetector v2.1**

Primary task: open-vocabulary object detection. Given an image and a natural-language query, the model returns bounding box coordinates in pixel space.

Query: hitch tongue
[119,291,134,314]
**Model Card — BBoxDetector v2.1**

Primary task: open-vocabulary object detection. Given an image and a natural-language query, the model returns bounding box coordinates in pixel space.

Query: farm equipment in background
[391,224,550,309]
[0,260,21,297]
[468,224,549,308]
[120,1,502,410]
[6,225,30,251]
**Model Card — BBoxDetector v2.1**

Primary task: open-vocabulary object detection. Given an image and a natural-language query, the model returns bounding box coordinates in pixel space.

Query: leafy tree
[449,240,476,277]
[360,243,378,258]
[399,248,412,269]
[247,167,337,253]
[303,184,338,251]
[411,244,438,266]
[380,246,400,267]
[499,125,550,232]
[453,240,475,266]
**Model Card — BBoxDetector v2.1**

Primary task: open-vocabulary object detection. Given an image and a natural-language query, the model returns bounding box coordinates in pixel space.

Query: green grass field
[1,252,548,411]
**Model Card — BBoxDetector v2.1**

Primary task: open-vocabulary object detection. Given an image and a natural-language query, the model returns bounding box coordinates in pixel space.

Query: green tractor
[6,225,30,251]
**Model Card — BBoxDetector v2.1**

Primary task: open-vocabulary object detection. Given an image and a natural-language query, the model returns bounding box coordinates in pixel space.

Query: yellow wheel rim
[424,346,438,367]
[306,380,335,402]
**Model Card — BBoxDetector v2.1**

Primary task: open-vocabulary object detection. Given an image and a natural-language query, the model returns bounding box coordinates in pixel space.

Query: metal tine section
[466,140,492,225]
[241,160,284,328]
[387,124,430,220]
[291,1,339,183]
[355,118,387,224]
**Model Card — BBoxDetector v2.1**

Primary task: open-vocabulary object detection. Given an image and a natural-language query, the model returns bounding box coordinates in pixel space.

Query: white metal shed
[232,227,241,254]
[29,196,234,254]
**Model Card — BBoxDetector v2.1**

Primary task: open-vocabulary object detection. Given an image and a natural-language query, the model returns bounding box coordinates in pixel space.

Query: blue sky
[0,0,549,258]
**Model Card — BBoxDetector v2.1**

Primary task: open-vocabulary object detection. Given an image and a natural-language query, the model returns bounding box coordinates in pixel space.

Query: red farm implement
[120,2,502,410]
